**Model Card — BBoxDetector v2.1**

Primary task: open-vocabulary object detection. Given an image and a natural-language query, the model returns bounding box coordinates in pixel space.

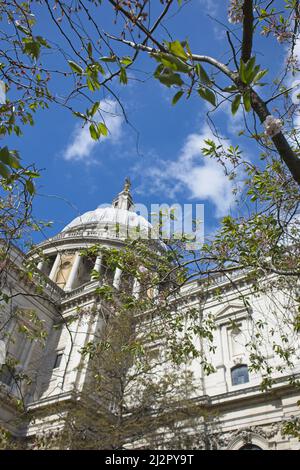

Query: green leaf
[87,77,100,92]
[0,147,21,169]
[196,64,211,85]
[86,62,105,78]
[121,56,133,66]
[243,90,251,112]
[172,90,184,105]
[154,65,183,87]
[24,170,40,178]
[167,40,188,59]
[25,179,35,195]
[198,87,216,107]
[119,67,128,84]
[16,24,30,35]
[97,122,108,136]
[223,84,238,93]
[0,162,10,179]
[152,53,190,73]
[90,101,100,117]
[68,60,84,74]
[100,56,117,63]
[23,39,40,60]
[89,123,99,140]
[36,36,50,49]
[0,146,11,163]
[253,69,268,84]
[244,56,256,83]
[231,94,241,115]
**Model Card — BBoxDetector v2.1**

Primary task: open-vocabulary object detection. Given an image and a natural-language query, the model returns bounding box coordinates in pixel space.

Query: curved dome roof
[62,206,151,233]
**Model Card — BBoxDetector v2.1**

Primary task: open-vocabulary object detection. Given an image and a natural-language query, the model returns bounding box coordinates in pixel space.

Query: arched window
[239,444,262,450]
[231,364,249,385]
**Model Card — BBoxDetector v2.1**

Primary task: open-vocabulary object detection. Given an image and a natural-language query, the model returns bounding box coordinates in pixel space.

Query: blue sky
[4,0,288,247]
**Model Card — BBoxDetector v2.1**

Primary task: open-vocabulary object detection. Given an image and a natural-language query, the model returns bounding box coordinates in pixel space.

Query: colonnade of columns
[37,251,142,297]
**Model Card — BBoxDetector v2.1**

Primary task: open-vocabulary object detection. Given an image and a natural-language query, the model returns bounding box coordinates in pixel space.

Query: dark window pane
[53,352,63,369]
[239,444,262,450]
[231,365,249,385]
[0,365,13,386]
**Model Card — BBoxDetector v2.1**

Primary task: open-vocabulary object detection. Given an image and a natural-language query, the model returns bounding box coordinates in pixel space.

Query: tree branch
[105,34,236,80]
[250,89,300,186]
[108,0,167,51]
[241,0,254,63]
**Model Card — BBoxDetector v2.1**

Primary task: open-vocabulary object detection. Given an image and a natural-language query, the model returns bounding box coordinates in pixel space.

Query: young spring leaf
[198,87,216,107]
[121,57,133,66]
[89,123,99,140]
[231,94,241,115]
[154,65,184,87]
[243,90,251,112]
[196,64,211,85]
[23,38,40,60]
[0,147,21,169]
[100,56,117,63]
[25,179,35,195]
[119,67,128,84]
[172,90,184,105]
[97,122,108,137]
[167,40,188,60]
[0,162,10,179]
[253,69,268,84]
[90,102,100,117]
[68,60,84,74]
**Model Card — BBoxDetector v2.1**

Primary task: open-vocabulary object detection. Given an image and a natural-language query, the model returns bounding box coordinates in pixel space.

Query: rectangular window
[0,364,13,386]
[231,365,249,386]
[53,351,63,369]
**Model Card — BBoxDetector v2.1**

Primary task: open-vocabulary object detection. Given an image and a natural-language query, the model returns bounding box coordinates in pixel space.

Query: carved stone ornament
[223,423,280,447]
[233,355,245,365]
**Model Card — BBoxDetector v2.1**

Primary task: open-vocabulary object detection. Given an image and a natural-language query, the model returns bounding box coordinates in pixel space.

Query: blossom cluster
[275,30,293,44]
[263,115,283,137]
[228,0,244,24]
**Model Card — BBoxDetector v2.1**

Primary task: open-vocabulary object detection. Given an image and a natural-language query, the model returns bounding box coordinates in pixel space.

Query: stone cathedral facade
[0,182,300,450]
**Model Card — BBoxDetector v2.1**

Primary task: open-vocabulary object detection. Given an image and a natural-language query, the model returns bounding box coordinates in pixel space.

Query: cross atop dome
[112,177,134,211]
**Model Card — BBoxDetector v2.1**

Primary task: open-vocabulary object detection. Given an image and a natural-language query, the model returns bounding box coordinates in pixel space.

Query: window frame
[231,364,249,386]
[53,351,64,369]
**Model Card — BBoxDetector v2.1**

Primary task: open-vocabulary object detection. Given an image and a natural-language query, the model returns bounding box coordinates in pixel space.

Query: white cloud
[217,98,245,135]
[137,125,234,217]
[64,99,123,162]
[288,37,300,109]
[198,0,218,16]
[169,127,234,216]
[282,37,300,130]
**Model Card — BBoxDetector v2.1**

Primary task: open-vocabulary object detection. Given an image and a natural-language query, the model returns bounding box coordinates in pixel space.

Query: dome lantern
[112,177,133,211]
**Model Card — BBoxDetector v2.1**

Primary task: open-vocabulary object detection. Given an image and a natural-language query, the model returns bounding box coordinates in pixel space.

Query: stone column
[113,268,122,289]
[133,278,141,299]
[20,340,34,370]
[65,252,81,291]
[63,315,90,391]
[91,255,102,281]
[49,253,61,281]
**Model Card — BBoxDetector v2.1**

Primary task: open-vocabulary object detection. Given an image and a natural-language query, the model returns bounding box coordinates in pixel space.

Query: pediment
[214,302,249,324]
